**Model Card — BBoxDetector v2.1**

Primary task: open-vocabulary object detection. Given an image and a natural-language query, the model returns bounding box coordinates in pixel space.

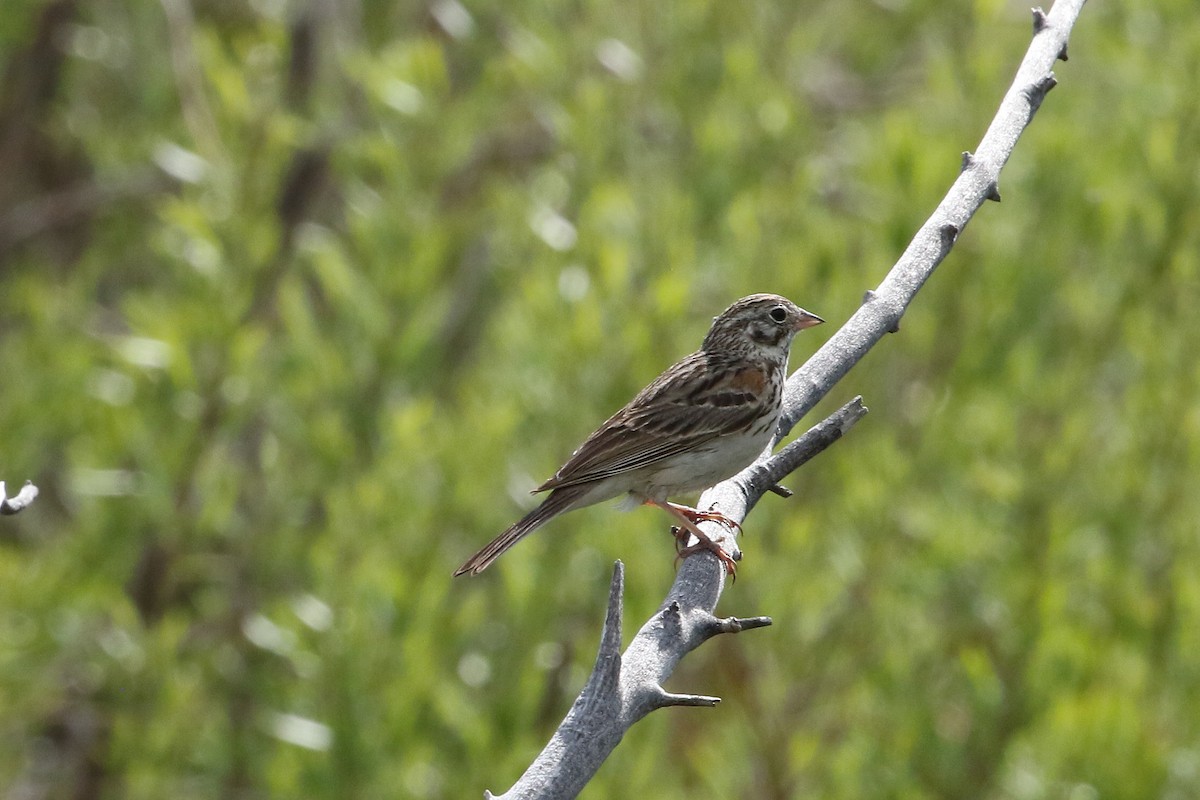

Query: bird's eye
[769,306,788,323]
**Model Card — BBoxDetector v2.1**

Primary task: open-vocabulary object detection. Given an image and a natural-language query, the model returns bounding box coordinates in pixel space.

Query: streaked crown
[701,293,823,357]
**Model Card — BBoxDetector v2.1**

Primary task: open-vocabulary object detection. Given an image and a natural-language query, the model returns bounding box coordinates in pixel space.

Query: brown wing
[535,351,771,492]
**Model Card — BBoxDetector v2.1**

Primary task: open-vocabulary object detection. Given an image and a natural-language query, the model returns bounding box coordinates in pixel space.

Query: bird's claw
[668,525,688,554]
[658,500,743,581]
[672,503,743,535]
[676,536,740,581]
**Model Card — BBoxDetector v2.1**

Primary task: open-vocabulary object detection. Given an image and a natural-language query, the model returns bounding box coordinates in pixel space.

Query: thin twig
[0,481,39,515]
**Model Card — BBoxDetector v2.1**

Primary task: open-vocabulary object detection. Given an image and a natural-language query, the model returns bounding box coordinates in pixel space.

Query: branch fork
[487,561,774,800]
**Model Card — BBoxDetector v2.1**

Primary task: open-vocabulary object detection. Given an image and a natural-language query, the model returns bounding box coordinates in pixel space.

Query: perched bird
[453,293,823,578]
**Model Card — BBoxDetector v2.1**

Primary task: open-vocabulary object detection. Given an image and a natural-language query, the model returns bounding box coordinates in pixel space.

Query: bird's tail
[453,486,586,576]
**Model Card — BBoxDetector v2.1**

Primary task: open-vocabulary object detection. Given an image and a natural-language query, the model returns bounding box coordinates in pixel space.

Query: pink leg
[661,501,744,535]
[644,499,740,580]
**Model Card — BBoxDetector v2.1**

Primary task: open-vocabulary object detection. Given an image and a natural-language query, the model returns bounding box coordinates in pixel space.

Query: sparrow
[454,293,823,578]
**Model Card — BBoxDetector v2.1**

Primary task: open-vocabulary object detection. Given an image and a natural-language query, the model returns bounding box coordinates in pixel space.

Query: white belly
[634,415,777,500]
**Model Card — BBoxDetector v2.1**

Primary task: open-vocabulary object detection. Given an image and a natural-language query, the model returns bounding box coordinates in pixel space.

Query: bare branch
[486,564,628,800]
[655,691,721,709]
[488,561,775,800]
[479,1,1088,796]
[776,0,1086,437]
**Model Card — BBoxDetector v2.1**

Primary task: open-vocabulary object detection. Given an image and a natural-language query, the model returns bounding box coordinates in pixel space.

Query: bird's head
[702,293,824,359]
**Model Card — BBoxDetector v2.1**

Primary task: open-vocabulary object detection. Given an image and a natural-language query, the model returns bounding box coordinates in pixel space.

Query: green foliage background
[2,1,1198,798]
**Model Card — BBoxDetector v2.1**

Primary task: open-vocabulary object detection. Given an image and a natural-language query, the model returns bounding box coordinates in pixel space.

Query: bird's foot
[663,501,744,535]
[676,533,740,581]
[648,498,742,581]
[669,525,688,554]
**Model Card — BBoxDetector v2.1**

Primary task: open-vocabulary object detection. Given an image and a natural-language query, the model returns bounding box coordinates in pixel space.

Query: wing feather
[536,352,771,491]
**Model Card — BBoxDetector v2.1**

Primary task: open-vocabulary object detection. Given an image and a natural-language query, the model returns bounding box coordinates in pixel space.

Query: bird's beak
[794,310,825,331]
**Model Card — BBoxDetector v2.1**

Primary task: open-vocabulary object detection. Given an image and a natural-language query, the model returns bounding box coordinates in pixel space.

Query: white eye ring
[769,306,788,323]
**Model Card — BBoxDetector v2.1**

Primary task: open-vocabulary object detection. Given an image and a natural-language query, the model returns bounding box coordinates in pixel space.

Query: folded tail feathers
[452,486,582,576]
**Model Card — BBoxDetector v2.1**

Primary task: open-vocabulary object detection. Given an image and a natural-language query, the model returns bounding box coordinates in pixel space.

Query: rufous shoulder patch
[728,367,768,394]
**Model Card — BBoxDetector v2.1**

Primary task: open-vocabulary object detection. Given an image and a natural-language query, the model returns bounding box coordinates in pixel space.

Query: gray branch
[483,2,1087,797]
[0,480,39,516]
[775,1,1081,436]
